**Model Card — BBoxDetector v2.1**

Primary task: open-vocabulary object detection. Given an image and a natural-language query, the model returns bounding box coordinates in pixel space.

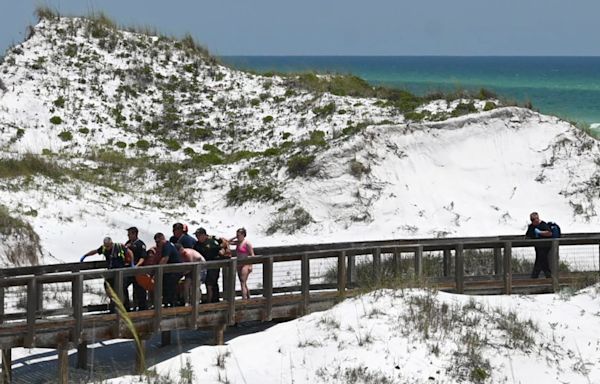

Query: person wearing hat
[80,236,134,312]
[193,227,226,303]
[125,227,147,310]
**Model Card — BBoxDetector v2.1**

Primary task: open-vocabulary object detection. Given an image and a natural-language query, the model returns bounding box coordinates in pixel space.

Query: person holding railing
[175,243,206,305]
[80,237,134,313]
[230,228,255,300]
[153,232,182,307]
[125,227,147,311]
[525,212,553,278]
[193,227,230,303]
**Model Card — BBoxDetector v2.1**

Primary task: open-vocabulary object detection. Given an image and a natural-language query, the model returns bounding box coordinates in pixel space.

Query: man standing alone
[525,212,553,278]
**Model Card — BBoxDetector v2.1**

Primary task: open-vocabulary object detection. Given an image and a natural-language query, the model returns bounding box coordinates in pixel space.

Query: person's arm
[229,237,239,245]
[537,229,552,237]
[80,247,100,262]
[247,241,255,257]
[159,256,169,265]
[124,247,134,266]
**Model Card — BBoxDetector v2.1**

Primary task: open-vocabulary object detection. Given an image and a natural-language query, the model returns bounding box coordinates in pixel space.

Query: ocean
[221,56,600,127]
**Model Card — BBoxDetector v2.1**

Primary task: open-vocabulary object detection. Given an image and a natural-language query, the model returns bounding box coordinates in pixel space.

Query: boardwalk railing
[0,233,599,383]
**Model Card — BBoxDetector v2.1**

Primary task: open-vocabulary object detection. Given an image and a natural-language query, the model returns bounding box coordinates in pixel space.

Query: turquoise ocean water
[221,56,600,127]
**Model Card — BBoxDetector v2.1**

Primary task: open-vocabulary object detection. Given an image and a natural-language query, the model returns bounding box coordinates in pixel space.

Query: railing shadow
[9,321,277,383]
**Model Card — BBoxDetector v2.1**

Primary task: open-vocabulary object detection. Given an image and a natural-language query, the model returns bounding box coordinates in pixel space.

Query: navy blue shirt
[177,233,197,249]
[126,239,146,264]
[161,242,181,264]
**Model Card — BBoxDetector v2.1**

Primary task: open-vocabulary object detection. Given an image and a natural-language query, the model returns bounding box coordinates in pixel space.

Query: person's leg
[239,265,252,299]
[183,276,191,305]
[205,269,217,303]
[542,249,552,278]
[162,273,176,307]
[211,269,221,303]
[531,248,542,278]
[123,277,132,311]
[104,278,116,313]
[133,280,147,310]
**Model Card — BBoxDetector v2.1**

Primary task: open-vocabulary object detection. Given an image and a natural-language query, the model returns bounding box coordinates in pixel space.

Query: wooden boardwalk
[0,233,599,383]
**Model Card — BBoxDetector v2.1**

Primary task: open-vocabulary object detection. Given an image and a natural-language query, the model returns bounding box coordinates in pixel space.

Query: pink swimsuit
[236,241,250,259]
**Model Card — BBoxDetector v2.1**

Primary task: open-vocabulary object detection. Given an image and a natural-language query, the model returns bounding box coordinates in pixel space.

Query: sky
[1,0,599,56]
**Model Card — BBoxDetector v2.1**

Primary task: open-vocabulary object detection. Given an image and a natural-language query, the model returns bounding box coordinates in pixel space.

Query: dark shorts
[205,268,220,286]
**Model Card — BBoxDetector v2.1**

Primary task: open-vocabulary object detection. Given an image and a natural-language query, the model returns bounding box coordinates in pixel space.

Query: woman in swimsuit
[230,228,254,299]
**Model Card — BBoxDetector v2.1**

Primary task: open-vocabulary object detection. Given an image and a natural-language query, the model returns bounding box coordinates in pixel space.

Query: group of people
[80,223,255,311]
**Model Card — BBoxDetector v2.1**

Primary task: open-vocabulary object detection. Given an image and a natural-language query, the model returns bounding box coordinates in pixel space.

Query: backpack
[547,222,561,238]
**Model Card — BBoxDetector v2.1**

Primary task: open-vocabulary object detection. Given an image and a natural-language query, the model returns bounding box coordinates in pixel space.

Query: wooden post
[214,324,225,346]
[454,244,464,294]
[0,286,5,324]
[347,254,356,287]
[191,264,200,328]
[414,246,423,280]
[227,258,237,326]
[262,256,273,321]
[76,342,87,370]
[373,248,382,284]
[25,277,37,347]
[72,274,83,344]
[161,331,171,347]
[493,247,502,276]
[1,349,11,384]
[35,272,43,316]
[301,253,310,315]
[503,242,512,295]
[337,251,347,299]
[113,270,124,337]
[442,249,451,277]
[393,248,401,277]
[57,345,69,384]
[550,240,560,292]
[153,266,163,332]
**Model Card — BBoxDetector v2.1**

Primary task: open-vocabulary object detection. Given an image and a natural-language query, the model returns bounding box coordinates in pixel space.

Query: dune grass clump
[287,154,316,177]
[225,184,282,206]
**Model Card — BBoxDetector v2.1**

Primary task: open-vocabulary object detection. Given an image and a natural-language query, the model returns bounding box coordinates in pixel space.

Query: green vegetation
[78,127,90,134]
[190,128,212,140]
[312,102,336,117]
[165,139,181,151]
[300,130,327,147]
[0,155,64,180]
[262,115,274,124]
[53,96,66,108]
[225,183,282,206]
[287,154,315,177]
[246,168,259,179]
[35,6,59,21]
[0,204,41,266]
[403,110,430,122]
[349,160,369,178]
[451,102,477,117]
[49,116,63,125]
[266,205,313,235]
[483,101,496,111]
[136,139,151,150]
[57,131,73,141]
